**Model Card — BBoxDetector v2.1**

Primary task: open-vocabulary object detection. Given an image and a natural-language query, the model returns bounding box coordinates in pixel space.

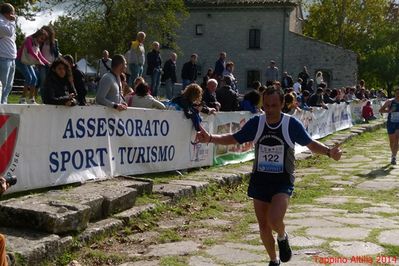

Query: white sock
[277,232,287,241]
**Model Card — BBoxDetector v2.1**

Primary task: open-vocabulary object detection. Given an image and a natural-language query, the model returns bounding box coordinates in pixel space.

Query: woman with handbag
[16,28,50,104]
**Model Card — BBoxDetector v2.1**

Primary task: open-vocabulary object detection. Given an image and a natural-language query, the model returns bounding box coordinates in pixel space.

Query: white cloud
[18,5,66,35]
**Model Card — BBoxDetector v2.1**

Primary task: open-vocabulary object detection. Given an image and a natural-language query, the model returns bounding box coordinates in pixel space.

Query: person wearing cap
[265,60,279,87]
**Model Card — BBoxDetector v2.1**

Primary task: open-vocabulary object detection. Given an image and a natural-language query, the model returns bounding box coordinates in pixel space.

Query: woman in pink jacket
[16,28,50,104]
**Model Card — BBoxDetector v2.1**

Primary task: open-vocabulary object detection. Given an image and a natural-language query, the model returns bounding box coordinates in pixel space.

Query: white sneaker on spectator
[19,98,27,104]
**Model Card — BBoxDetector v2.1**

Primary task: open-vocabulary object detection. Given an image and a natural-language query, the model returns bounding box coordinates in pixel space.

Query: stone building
[174,0,358,91]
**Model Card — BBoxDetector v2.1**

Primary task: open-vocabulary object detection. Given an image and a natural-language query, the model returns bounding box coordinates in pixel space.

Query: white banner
[0,105,214,193]
[294,102,353,140]
[349,99,384,123]
[211,111,255,165]
[0,100,378,193]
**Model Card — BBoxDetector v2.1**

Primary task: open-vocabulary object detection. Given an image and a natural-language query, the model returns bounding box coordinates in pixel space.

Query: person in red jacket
[362,101,376,122]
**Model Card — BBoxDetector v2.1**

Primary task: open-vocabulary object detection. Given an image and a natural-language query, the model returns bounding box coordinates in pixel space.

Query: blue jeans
[0,57,16,104]
[182,79,192,91]
[128,63,143,86]
[164,79,175,100]
[150,68,161,97]
[16,59,37,87]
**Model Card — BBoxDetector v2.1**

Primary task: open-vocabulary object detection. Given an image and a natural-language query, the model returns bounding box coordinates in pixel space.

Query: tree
[303,0,399,93]
[3,0,41,19]
[50,0,187,64]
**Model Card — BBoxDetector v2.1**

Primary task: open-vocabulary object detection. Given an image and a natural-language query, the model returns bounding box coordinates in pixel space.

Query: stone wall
[173,7,357,91]
[285,33,358,88]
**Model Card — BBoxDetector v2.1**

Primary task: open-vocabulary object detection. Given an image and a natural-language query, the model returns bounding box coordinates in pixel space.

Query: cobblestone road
[71,128,399,266]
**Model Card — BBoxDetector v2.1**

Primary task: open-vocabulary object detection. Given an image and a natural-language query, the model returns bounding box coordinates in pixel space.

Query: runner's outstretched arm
[379,99,392,113]
[306,140,342,161]
[196,127,238,145]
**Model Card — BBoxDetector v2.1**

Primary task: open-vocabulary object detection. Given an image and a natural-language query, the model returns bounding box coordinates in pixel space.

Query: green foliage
[49,0,187,64]
[303,0,399,92]
[2,0,41,19]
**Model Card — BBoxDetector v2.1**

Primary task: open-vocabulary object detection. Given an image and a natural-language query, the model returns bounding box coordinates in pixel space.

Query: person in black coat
[181,53,198,90]
[146,41,162,97]
[281,71,294,90]
[298,66,310,88]
[42,58,77,106]
[203,78,221,110]
[216,76,240,111]
[161,52,177,99]
[63,54,87,105]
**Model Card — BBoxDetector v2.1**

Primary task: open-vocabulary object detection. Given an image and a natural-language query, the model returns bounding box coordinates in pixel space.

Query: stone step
[0,177,152,234]
[2,227,73,265]
[3,202,162,265]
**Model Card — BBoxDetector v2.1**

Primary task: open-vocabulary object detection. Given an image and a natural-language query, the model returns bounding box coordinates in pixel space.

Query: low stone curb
[2,119,386,265]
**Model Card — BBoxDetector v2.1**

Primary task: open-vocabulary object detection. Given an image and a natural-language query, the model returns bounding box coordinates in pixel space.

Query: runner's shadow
[357,164,393,179]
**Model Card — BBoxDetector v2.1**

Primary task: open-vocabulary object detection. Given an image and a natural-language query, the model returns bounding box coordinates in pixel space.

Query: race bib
[257,144,284,173]
[391,112,399,123]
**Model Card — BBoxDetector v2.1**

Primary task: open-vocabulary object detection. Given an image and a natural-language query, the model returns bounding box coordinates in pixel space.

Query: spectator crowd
[0,3,389,126]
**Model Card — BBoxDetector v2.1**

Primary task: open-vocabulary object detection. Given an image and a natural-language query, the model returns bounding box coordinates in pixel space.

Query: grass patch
[382,244,399,257]
[365,228,383,243]
[225,214,254,242]
[158,229,182,243]
[203,238,217,246]
[328,202,373,213]
[53,253,75,266]
[159,256,187,266]
[134,193,169,206]
[291,174,332,205]
[79,249,125,265]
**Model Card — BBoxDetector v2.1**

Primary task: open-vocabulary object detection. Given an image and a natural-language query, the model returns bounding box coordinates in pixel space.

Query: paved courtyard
[62,128,399,266]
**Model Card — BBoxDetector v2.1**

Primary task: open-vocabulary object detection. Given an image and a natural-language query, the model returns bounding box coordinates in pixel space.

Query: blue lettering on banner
[340,111,349,121]
[49,145,176,173]
[49,148,108,173]
[118,145,175,164]
[62,118,169,139]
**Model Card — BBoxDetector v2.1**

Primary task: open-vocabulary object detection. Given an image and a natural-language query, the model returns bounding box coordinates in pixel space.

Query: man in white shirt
[0,3,17,104]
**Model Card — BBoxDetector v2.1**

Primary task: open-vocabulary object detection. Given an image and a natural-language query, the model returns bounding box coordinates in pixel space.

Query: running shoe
[277,234,292,262]
[391,157,397,165]
[268,260,280,266]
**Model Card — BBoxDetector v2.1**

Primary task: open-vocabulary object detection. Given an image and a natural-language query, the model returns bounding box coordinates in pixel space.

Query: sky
[18,3,67,35]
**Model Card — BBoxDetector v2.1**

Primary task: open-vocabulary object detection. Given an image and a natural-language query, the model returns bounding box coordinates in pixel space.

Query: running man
[196,86,342,265]
[379,87,399,165]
